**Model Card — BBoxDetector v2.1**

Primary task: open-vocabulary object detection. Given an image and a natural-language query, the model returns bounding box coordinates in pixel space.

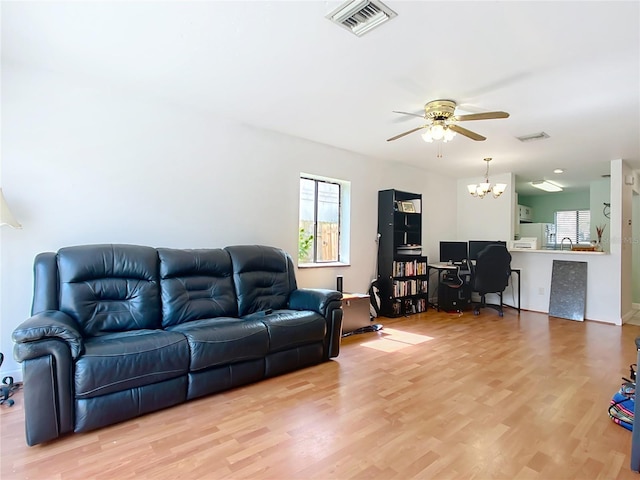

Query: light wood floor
[2,308,640,479]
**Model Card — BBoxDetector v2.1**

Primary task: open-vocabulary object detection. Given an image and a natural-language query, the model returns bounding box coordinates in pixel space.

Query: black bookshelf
[377,189,428,317]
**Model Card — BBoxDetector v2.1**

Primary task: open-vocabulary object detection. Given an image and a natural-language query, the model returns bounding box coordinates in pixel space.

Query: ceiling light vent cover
[516,132,550,142]
[327,0,397,37]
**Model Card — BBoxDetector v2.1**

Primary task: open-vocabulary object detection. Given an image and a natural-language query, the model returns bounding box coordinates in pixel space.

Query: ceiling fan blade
[453,111,510,121]
[448,124,486,141]
[387,126,425,142]
[392,111,425,119]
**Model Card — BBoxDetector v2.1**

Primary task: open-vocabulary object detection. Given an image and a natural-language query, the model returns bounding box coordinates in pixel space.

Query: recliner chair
[471,244,512,317]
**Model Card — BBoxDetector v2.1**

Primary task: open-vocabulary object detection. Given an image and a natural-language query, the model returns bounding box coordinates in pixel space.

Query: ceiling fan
[387,99,509,142]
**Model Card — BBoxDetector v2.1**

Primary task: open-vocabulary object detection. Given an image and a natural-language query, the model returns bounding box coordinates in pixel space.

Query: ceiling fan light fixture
[531,180,563,192]
[421,130,433,143]
[430,122,445,140]
[421,123,456,143]
[443,127,456,142]
[387,99,509,143]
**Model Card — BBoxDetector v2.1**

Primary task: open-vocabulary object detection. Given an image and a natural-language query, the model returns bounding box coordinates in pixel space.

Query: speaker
[336,276,343,292]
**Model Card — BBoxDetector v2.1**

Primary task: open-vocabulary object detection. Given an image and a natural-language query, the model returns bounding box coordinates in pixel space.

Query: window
[555,209,591,245]
[299,175,349,265]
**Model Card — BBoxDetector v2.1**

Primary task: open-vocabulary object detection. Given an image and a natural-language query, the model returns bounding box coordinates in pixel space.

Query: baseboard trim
[622,309,635,325]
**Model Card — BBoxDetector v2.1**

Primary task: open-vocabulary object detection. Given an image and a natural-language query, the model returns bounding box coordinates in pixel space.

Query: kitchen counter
[509,248,606,255]
[508,248,618,324]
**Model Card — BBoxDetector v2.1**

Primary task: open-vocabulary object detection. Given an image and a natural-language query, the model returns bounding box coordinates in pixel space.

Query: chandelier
[467,158,507,199]
[421,120,456,143]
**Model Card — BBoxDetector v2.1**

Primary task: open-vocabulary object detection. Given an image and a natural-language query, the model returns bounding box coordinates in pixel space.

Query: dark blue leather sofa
[12,244,343,446]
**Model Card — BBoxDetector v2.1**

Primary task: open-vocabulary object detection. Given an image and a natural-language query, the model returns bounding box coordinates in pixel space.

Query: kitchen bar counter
[509,248,607,255]
[508,248,619,324]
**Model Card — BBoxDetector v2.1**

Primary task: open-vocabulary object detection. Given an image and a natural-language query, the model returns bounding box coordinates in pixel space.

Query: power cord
[442,266,464,288]
[342,324,383,337]
[0,377,21,407]
[0,353,21,407]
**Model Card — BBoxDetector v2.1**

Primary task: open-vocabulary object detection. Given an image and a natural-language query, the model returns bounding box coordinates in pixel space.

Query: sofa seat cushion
[75,329,189,400]
[167,318,269,371]
[255,310,327,353]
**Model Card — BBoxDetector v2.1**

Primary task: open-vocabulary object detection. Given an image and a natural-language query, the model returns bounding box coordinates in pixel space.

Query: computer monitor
[439,241,468,264]
[468,240,507,261]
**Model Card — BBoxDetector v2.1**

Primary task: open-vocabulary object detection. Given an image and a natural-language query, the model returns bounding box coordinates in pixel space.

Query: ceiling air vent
[327,0,397,37]
[516,132,550,142]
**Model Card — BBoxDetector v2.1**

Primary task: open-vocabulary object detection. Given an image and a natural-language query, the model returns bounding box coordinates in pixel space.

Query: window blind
[555,210,591,245]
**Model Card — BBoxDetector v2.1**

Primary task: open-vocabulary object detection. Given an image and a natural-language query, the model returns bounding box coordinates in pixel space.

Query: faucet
[560,237,573,251]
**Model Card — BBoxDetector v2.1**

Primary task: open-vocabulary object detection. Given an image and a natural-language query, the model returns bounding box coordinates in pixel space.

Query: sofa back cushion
[57,244,161,337]
[225,245,297,316]
[158,248,238,327]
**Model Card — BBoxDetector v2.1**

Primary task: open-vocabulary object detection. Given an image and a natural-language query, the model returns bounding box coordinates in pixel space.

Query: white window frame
[298,173,350,267]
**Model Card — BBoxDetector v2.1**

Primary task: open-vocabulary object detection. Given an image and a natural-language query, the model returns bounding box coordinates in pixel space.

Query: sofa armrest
[12,310,84,360]
[289,288,343,359]
[288,288,342,316]
[11,312,80,446]
[15,339,75,445]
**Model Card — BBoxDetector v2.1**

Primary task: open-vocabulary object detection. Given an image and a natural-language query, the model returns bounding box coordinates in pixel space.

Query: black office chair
[472,244,512,317]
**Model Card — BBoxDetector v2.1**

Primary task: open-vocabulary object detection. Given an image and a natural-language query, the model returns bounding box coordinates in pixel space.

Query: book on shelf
[392,299,402,315]
[392,259,428,277]
[392,278,428,297]
[404,298,416,314]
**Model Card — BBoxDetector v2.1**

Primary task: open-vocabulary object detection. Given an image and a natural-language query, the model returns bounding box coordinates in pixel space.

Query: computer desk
[428,263,520,313]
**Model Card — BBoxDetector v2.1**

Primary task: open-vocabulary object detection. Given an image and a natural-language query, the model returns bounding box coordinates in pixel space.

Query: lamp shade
[0,189,22,228]
[493,183,508,196]
[430,124,444,140]
[443,128,456,142]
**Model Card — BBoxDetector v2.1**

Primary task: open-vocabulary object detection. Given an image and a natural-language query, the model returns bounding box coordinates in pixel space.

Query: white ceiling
[2,1,639,195]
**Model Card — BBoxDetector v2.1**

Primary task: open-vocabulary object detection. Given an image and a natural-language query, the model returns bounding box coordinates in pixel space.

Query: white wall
[0,64,458,380]
[633,193,640,303]
[613,159,634,321]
